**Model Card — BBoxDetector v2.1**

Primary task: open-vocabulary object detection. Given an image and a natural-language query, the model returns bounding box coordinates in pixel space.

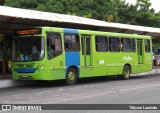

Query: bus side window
[64,34,80,51]
[145,39,151,53]
[95,36,108,52]
[47,32,62,59]
[121,38,131,52]
[131,38,136,52]
[109,37,120,52]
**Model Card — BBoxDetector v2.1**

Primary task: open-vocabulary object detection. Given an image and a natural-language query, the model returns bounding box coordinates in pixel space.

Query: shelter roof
[0,6,160,37]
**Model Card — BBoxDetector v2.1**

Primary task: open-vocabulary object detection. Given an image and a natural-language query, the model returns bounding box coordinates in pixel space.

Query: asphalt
[0,68,160,89]
[0,72,160,113]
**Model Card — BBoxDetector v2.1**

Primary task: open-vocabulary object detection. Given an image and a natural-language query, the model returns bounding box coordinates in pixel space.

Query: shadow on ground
[15,74,159,89]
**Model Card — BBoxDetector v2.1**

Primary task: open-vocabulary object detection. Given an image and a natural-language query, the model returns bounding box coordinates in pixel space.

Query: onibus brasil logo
[1,105,42,111]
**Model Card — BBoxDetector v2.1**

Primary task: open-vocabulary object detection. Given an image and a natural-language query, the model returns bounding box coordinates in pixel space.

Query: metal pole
[2,59,6,79]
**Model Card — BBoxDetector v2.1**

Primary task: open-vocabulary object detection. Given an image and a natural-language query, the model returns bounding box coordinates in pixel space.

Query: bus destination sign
[16,28,41,35]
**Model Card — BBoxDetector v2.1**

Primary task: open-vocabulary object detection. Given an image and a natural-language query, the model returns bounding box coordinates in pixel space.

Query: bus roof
[42,27,151,39]
[78,29,151,39]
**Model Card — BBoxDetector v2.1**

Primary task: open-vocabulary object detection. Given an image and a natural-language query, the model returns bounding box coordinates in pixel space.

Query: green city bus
[12,27,152,85]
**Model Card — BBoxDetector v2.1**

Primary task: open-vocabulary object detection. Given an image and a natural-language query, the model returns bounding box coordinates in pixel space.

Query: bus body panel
[12,61,52,80]
[12,27,152,81]
[47,27,65,80]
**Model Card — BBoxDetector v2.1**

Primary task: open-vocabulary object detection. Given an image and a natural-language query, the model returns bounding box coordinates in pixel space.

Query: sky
[125,0,160,12]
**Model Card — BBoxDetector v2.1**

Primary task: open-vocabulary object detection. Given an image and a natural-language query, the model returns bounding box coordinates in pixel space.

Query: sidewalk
[0,79,35,88]
[131,68,160,76]
[0,68,160,89]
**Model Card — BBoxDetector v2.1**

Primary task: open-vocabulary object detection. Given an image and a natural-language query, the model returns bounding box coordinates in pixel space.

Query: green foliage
[117,0,160,27]
[2,0,160,28]
[136,0,151,11]
[0,0,5,5]
[4,0,38,9]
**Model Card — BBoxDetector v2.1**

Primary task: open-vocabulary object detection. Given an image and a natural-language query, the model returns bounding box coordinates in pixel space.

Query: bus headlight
[37,65,44,71]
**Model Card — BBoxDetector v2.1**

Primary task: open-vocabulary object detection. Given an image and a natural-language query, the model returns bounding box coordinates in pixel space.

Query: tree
[3,0,119,21]
[116,0,160,27]
[136,0,151,11]
[4,0,38,9]
[0,0,5,5]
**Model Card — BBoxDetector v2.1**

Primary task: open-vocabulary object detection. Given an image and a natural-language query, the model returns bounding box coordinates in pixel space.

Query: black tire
[66,68,77,85]
[120,65,131,80]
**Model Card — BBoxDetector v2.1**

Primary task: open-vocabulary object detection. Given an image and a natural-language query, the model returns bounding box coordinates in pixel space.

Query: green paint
[12,27,152,81]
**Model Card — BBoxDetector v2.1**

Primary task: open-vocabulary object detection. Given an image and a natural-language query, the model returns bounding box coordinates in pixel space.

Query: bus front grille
[17,63,35,68]
[18,76,33,80]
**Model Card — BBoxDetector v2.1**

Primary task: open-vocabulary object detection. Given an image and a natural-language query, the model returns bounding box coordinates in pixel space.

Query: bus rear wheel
[66,68,77,85]
[120,65,131,80]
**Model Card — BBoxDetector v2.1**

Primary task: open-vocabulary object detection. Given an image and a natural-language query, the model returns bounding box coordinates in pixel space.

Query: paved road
[0,74,160,113]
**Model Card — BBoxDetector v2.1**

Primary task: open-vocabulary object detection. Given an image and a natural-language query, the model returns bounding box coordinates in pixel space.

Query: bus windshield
[12,36,44,62]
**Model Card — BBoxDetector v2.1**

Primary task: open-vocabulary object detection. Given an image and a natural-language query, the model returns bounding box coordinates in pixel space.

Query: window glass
[81,36,91,55]
[131,39,136,52]
[145,39,151,52]
[86,38,90,55]
[64,34,80,51]
[95,36,108,52]
[109,37,120,52]
[12,36,44,62]
[47,32,62,59]
[121,38,131,52]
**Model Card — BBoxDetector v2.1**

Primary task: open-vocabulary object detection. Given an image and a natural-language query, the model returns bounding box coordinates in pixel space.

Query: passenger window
[109,37,120,52]
[64,34,80,51]
[131,39,136,52]
[95,36,108,52]
[47,32,62,59]
[145,39,151,52]
[121,38,131,52]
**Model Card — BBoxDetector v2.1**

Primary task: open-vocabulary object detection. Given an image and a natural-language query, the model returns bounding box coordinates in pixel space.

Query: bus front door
[137,39,143,64]
[81,35,93,77]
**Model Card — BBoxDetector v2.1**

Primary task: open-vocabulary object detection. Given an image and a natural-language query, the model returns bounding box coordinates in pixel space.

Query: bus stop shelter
[1,6,160,36]
[0,6,160,78]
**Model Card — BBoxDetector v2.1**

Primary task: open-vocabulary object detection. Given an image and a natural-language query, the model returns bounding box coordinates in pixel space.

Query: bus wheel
[121,65,131,80]
[66,68,77,85]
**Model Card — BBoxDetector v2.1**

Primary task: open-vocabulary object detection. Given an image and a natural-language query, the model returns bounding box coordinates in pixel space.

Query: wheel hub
[68,72,75,81]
